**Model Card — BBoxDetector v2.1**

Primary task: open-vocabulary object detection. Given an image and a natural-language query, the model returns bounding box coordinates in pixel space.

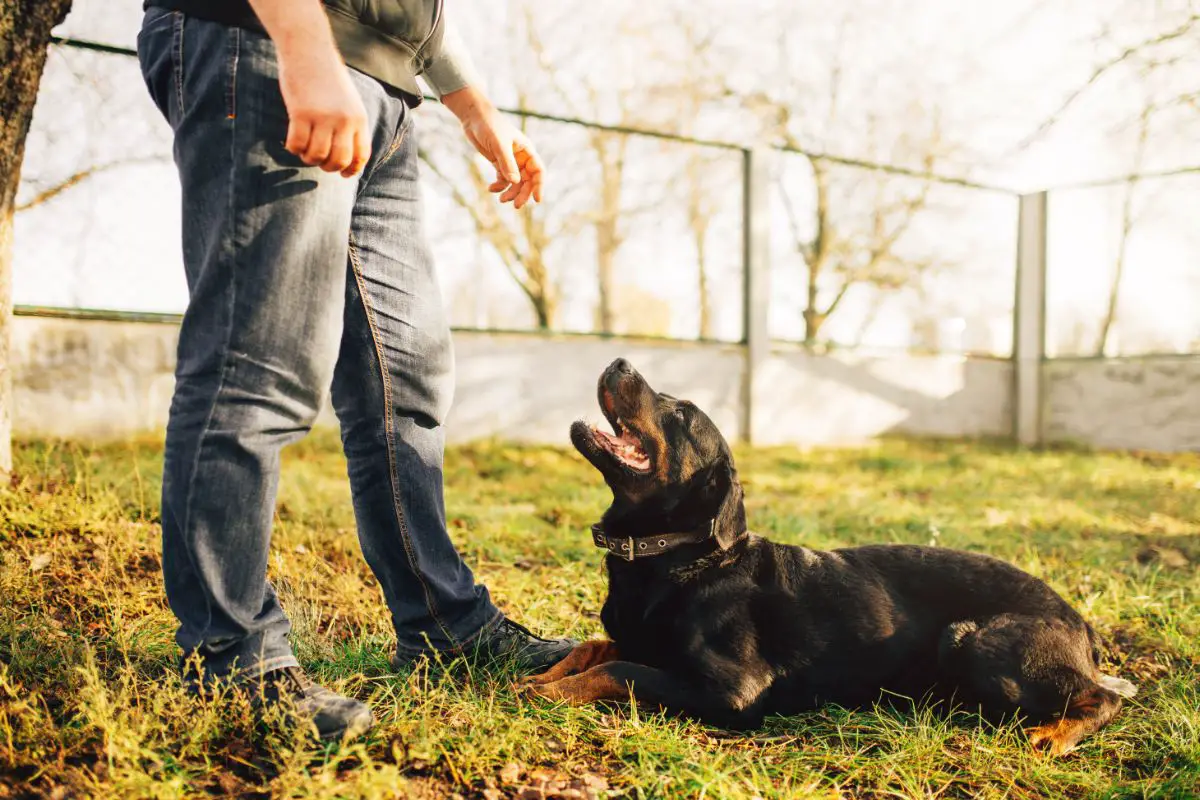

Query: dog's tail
[1096,673,1138,699]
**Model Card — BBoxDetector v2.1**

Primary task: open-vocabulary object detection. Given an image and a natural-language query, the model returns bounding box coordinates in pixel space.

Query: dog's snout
[610,358,633,375]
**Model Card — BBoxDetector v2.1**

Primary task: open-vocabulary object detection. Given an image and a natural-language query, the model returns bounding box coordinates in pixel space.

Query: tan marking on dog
[524,640,619,687]
[526,665,630,705]
[1027,686,1123,756]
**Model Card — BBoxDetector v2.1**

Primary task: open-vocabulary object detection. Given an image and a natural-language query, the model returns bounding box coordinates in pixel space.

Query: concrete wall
[1043,356,1200,452]
[9,315,1010,447]
[11,314,1197,452]
[754,350,1013,445]
[12,315,179,440]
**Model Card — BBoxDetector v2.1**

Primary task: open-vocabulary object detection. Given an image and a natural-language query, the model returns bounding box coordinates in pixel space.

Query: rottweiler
[523,358,1136,755]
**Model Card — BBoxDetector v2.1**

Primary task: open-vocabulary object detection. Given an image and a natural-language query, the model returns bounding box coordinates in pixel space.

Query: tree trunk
[1096,178,1136,356]
[532,291,555,331]
[802,305,825,346]
[801,160,830,347]
[592,133,626,336]
[696,230,711,339]
[595,225,616,334]
[1,0,73,477]
[1096,108,1151,357]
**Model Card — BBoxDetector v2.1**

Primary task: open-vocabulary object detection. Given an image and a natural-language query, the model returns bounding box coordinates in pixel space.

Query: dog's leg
[525,660,766,730]
[1026,685,1125,756]
[939,615,1129,755]
[525,661,644,705]
[523,640,619,686]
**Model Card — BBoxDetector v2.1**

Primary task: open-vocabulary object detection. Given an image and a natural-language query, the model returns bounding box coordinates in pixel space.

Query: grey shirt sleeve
[421,18,484,98]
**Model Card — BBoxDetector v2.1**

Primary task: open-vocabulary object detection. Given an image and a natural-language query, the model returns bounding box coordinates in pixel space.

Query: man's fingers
[513,179,535,210]
[489,162,512,193]
[341,123,371,178]
[285,118,313,159]
[302,121,334,167]
[324,124,356,174]
[516,139,545,204]
[497,139,521,184]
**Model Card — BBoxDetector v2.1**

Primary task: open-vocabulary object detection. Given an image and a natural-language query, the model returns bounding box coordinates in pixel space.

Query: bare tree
[420,111,573,330]
[738,8,955,347]
[589,130,630,335]
[1095,101,1155,355]
[1009,3,1199,355]
[1013,5,1200,154]
[1,0,74,476]
[16,155,165,213]
[422,0,679,335]
[683,152,717,339]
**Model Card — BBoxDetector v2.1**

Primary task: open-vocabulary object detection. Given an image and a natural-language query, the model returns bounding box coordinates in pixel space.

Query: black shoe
[187,665,374,743]
[257,667,374,742]
[391,617,577,674]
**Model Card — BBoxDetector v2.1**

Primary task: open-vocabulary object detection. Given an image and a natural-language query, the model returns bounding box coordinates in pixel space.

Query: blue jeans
[137,9,500,679]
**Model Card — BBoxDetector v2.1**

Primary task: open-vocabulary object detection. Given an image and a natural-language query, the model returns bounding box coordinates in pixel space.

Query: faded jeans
[136,9,500,679]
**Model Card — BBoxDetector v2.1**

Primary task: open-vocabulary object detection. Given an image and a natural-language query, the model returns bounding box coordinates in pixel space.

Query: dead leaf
[499,762,523,784]
[984,507,1010,527]
[29,553,51,572]
[580,774,609,791]
[1136,545,1190,569]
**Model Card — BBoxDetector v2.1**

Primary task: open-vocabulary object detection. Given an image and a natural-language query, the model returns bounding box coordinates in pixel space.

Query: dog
[523,358,1135,755]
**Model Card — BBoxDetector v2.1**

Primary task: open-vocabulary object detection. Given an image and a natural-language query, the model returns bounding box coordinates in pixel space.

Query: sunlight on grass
[1,432,1198,797]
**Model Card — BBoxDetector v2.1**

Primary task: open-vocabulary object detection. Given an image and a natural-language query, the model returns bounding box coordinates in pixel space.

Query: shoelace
[268,666,310,698]
[498,617,551,643]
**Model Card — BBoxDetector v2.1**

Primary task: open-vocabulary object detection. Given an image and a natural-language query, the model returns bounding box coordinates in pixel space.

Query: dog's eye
[672,407,688,425]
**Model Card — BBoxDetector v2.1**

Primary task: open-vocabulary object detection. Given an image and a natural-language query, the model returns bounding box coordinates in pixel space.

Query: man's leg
[328,96,575,670]
[139,10,371,736]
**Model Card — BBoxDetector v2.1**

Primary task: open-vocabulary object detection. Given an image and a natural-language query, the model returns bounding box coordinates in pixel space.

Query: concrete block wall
[9,314,1198,452]
[1043,356,1200,451]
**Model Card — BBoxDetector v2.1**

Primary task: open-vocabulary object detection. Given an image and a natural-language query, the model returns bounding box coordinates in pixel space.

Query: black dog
[524,359,1135,755]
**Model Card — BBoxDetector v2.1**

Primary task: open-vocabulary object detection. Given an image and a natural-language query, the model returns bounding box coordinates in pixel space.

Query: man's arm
[424,20,544,209]
[247,0,370,177]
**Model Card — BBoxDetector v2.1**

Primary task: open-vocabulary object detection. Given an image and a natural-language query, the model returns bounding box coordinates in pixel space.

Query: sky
[13,0,1200,356]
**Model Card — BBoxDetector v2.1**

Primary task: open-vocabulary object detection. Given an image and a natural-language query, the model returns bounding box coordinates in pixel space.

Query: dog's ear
[693,457,745,549]
[692,457,735,507]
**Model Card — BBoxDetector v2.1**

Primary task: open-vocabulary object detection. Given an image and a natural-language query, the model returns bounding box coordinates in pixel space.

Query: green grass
[2,432,1198,798]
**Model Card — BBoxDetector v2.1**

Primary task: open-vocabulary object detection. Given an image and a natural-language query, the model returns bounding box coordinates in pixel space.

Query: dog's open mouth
[591,419,650,472]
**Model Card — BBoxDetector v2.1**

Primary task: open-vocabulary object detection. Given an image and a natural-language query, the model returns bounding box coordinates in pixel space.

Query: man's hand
[249,0,370,177]
[442,86,544,209]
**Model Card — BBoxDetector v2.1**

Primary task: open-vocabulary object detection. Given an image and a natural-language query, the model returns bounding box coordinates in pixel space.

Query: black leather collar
[591,518,717,561]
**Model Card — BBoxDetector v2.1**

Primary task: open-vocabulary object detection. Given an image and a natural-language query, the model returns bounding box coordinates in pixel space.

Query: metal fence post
[1013,192,1048,446]
[741,148,771,445]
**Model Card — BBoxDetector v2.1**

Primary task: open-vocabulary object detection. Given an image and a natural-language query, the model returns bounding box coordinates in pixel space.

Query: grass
[1,432,1198,799]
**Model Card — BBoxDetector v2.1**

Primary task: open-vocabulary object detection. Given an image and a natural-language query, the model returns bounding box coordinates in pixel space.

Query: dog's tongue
[595,426,649,471]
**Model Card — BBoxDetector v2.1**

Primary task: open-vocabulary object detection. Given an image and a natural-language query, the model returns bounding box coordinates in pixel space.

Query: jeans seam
[176,36,243,653]
[171,12,185,116]
[346,233,459,649]
[358,114,410,195]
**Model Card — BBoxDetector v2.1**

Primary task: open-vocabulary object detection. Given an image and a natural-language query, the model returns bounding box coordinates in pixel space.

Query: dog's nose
[611,358,633,374]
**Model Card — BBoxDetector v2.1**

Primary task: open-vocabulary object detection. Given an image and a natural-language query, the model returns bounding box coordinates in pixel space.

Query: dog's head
[570,359,745,548]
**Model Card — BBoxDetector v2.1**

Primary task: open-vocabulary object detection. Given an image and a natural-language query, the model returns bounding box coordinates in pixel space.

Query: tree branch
[16,155,165,212]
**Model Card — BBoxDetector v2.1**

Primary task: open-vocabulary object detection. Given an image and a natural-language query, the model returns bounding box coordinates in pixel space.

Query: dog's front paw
[522,669,558,687]
[521,678,572,704]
